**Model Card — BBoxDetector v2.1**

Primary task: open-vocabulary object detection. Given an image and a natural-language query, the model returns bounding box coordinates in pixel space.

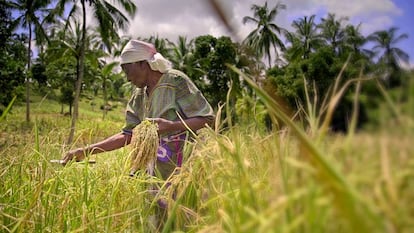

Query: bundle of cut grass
[129,120,159,176]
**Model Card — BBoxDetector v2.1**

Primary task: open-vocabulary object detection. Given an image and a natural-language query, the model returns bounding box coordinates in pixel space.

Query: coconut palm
[242,1,287,67]
[286,15,323,60]
[342,24,366,54]
[341,23,375,71]
[318,13,348,54]
[111,36,133,57]
[147,35,173,59]
[169,36,198,75]
[368,27,409,70]
[367,27,409,87]
[46,20,102,113]
[8,0,53,122]
[98,61,120,119]
[58,0,136,144]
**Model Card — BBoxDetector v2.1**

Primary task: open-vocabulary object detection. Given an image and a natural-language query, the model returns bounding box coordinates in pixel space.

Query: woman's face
[121,61,148,88]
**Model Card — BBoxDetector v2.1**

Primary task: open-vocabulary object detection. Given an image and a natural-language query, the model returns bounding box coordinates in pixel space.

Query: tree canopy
[0,0,411,133]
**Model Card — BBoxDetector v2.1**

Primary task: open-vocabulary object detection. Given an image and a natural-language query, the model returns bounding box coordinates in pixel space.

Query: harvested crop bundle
[129,120,159,175]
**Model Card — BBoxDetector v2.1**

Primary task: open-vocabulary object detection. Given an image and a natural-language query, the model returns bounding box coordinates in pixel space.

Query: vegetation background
[1,0,413,232]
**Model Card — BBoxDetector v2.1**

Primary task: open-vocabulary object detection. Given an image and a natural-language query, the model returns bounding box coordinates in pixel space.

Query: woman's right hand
[62,148,86,165]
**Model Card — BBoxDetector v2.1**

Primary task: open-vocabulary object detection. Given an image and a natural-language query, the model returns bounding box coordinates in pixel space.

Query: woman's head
[120,40,156,64]
[120,40,171,73]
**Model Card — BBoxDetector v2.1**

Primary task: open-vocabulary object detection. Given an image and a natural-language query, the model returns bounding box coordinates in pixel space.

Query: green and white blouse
[122,69,214,179]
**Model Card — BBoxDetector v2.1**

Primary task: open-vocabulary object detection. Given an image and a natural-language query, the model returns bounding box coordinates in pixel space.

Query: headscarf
[120,39,172,73]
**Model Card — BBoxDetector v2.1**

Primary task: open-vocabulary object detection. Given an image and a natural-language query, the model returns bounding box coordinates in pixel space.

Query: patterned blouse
[121,69,214,179]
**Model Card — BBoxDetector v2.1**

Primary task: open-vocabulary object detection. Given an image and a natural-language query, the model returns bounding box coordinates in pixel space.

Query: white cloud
[124,0,402,39]
[115,0,411,64]
[314,0,398,16]
[125,0,224,41]
[308,0,402,35]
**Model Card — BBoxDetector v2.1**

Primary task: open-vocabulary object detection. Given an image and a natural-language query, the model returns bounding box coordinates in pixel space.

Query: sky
[118,0,413,68]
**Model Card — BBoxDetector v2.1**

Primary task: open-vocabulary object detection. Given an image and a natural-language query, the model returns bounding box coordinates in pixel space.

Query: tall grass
[0,96,17,122]
[1,72,414,233]
[158,68,414,232]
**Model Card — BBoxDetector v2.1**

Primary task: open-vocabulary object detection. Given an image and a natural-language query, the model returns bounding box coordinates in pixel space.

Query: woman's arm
[148,116,212,135]
[62,132,132,164]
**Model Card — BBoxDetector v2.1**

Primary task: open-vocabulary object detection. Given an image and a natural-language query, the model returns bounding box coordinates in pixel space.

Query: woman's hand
[62,148,86,165]
[146,117,175,134]
[146,116,210,135]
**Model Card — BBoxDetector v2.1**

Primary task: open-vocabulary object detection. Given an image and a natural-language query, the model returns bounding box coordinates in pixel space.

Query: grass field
[1,85,414,232]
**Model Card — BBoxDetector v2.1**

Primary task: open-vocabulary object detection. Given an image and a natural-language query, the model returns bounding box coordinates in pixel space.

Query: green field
[2,0,414,231]
[1,89,414,233]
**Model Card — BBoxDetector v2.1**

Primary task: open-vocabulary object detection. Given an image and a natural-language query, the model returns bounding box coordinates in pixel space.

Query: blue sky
[390,0,413,67]
[124,0,413,68]
[11,0,414,67]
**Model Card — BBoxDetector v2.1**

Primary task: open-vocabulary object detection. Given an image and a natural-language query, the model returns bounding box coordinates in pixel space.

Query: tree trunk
[102,79,107,119]
[67,0,87,145]
[25,23,32,123]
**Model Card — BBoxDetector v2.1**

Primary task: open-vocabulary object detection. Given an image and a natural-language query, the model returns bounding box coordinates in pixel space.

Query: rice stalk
[0,95,17,122]
[129,120,159,175]
[318,66,372,138]
[228,64,385,232]
[375,79,414,128]
[345,69,363,146]
[302,79,320,136]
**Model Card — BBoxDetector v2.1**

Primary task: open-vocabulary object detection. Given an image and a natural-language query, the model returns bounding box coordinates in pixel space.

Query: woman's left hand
[146,118,175,134]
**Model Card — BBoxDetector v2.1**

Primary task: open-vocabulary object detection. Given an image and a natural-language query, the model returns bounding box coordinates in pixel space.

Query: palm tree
[367,27,409,87]
[286,15,323,60]
[59,0,136,144]
[368,27,409,69]
[98,61,119,119]
[111,36,132,58]
[318,13,348,54]
[343,24,366,54]
[341,23,374,70]
[47,20,101,114]
[242,1,287,67]
[170,36,197,75]
[235,41,266,95]
[147,35,173,59]
[9,0,53,122]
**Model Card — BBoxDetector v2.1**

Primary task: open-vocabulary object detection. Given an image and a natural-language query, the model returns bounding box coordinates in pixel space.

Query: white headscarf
[120,39,172,73]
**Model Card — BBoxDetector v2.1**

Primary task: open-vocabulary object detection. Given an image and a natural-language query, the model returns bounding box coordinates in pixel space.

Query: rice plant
[1,71,414,232]
[129,120,159,175]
